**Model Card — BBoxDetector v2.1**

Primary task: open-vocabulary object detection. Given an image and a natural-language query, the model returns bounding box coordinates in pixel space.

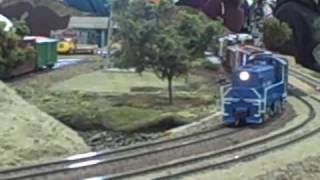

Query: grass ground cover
[0,81,89,169]
[47,70,216,132]
[51,71,202,94]
[9,59,220,133]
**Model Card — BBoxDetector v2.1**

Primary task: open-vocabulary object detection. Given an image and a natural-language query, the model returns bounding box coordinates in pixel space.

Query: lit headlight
[239,71,250,81]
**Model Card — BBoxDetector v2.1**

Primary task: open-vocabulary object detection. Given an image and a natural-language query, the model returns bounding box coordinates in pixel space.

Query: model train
[221,53,288,126]
[218,34,289,126]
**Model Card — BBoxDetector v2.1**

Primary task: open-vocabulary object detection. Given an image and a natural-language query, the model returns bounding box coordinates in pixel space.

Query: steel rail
[87,90,315,180]
[0,119,241,180]
[2,69,315,180]
[151,70,320,180]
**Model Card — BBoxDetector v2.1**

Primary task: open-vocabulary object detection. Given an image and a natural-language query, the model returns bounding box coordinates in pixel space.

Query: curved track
[0,119,242,180]
[89,91,316,180]
[1,69,318,180]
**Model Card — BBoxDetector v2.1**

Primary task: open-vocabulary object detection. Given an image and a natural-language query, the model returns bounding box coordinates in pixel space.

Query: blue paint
[64,0,110,16]
[222,53,289,125]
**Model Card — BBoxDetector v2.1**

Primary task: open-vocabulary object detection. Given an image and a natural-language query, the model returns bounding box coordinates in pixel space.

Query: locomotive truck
[221,53,288,126]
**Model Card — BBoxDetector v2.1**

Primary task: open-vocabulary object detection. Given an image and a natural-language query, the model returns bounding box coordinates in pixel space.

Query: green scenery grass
[51,71,204,94]
[0,81,89,169]
[10,61,219,133]
[102,107,163,132]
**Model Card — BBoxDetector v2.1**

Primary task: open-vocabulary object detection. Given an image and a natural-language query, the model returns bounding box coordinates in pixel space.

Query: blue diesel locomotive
[221,53,288,126]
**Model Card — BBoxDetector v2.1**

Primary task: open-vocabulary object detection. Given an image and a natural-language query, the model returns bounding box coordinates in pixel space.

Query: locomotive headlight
[239,71,250,81]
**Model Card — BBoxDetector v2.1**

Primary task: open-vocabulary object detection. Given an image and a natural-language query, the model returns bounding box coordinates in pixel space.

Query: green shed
[24,36,58,69]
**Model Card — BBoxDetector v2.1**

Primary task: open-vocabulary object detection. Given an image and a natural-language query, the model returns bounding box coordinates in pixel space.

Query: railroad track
[1,92,312,180]
[289,68,320,89]
[87,91,316,180]
[0,117,244,180]
[83,69,319,180]
[2,69,318,180]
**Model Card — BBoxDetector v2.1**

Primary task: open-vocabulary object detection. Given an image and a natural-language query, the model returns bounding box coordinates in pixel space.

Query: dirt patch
[254,155,320,180]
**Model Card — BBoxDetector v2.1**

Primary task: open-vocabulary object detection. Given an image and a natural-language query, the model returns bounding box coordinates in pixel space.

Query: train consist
[0,36,58,80]
[219,34,289,126]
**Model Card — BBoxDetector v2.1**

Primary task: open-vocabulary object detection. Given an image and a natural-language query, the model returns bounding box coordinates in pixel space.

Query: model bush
[263,17,292,51]
[0,20,35,76]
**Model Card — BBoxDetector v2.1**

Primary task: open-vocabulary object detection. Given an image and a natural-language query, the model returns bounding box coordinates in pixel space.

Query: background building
[68,16,109,47]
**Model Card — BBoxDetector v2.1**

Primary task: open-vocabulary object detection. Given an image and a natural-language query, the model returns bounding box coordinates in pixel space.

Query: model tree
[0,21,35,77]
[263,17,292,51]
[177,7,225,84]
[112,0,225,104]
[13,19,31,37]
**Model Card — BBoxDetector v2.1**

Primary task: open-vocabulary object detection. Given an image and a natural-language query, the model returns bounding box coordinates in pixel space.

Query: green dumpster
[34,38,57,69]
[24,36,58,69]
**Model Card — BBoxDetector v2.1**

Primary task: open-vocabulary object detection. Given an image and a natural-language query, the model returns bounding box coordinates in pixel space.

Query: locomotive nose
[234,107,249,125]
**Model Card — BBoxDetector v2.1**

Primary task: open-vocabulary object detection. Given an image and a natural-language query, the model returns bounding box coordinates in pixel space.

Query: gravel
[78,130,164,151]
[254,156,320,180]
[251,78,320,180]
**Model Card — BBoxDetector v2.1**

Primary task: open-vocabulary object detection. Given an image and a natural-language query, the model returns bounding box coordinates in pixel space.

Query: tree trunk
[185,72,190,87]
[185,60,191,87]
[168,76,173,105]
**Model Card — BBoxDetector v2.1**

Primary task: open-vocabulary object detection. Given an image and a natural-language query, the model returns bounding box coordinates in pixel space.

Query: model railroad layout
[0,69,319,180]
[2,40,320,180]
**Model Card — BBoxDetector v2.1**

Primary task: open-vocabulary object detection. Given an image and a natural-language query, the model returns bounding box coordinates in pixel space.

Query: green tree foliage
[177,7,225,84]
[13,19,31,37]
[112,0,225,104]
[177,7,225,60]
[263,17,292,51]
[0,22,35,77]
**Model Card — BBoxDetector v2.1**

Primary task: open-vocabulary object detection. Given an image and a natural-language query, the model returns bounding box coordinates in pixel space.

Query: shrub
[201,60,221,71]
[264,17,292,51]
[0,20,34,76]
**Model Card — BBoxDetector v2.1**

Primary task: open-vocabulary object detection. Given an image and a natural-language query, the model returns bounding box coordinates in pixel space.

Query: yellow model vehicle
[57,38,98,54]
[57,38,75,54]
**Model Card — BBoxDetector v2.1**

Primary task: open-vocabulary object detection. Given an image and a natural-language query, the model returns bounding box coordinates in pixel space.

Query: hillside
[0,80,89,169]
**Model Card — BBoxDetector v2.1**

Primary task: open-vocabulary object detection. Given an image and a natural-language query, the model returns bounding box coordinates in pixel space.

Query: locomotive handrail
[263,63,286,113]
[220,84,231,115]
[221,86,263,117]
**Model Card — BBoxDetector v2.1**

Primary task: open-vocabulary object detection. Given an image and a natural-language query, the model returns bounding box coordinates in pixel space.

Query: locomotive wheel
[263,112,269,121]
[47,64,54,69]
[280,100,286,112]
[274,101,282,115]
[267,106,275,117]
[234,119,240,127]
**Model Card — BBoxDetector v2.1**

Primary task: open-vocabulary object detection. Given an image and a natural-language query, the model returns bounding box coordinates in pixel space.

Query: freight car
[223,45,265,72]
[0,36,58,80]
[218,34,266,73]
[221,53,288,126]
